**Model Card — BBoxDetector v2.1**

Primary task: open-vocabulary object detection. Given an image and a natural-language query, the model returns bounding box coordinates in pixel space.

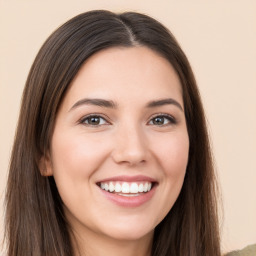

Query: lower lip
[98,185,157,207]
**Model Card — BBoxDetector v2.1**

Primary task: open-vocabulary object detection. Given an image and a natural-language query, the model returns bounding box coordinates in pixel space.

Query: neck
[71,227,153,256]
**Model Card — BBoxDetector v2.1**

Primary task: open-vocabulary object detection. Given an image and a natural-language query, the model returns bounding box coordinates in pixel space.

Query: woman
[4,10,221,256]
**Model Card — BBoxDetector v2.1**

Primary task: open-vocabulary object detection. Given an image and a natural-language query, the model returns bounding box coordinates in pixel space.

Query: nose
[111,124,149,166]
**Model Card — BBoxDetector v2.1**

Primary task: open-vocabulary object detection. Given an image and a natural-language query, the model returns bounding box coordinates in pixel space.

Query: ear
[38,153,53,176]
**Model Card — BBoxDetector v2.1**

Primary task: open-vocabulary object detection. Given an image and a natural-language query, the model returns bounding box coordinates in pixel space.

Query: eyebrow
[70,98,117,111]
[146,98,183,111]
[69,97,183,112]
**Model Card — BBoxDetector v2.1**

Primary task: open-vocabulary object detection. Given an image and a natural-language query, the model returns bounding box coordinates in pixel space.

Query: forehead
[63,46,183,109]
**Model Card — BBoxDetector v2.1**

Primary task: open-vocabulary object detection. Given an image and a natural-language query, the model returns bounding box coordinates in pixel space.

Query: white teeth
[115,183,122,193]
[99,181,153,194]
[121,182,129,193]
[130,183,139,193]
[119,193,140,197]
[109,182,115,192]
[138,183,144,192]
[143,183,148,192]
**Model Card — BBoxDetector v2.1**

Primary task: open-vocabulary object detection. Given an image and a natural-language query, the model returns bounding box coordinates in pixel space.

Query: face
[42,46,189,243]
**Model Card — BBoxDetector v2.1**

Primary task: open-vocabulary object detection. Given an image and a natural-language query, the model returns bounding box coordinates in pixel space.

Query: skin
[41,46,189,256]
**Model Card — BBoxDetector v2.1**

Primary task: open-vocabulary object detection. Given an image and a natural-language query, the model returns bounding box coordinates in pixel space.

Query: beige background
[0,0,255,254]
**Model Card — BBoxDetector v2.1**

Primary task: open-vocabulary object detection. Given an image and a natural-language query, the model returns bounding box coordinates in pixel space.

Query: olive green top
[225,244,256,256]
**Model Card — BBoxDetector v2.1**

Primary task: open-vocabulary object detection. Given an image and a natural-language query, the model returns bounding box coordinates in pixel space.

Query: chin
[106,228,154,242]
[99,218,156,241]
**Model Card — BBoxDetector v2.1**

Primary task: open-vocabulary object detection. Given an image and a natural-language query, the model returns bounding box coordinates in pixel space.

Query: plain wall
[0,0,255,254]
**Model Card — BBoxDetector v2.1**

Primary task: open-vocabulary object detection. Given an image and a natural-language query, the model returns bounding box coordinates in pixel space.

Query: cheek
[50,131,110,178]
[49,132,112,209]
[49,132,111,215]
[156,132,189,177]
[148,131,189,225]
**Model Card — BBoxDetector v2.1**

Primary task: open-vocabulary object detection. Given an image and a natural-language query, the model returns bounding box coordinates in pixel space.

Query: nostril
[111,151,148,166]
[111,133,149,165]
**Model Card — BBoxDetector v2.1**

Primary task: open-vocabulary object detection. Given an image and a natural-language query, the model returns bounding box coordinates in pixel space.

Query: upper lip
[97,175,157,183]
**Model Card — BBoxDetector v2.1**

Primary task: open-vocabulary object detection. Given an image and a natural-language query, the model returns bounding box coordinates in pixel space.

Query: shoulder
[225,244,256,256]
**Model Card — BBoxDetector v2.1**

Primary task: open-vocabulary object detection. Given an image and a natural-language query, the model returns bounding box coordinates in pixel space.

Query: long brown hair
[5,10,221,256]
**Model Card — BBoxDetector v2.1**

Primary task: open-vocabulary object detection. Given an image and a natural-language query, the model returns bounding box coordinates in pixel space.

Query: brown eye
[152,117,165,125]
[87,117,100,125]
[81,115,108,126]
[149,115,176,126]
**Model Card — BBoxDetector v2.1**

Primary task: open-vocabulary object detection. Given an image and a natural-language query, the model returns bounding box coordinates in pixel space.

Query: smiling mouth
[97,181,155,196]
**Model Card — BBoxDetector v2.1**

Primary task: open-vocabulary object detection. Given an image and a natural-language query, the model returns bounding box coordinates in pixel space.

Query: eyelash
[148,114,177,126]
[79,114,110,126]
[79,113,177,127]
